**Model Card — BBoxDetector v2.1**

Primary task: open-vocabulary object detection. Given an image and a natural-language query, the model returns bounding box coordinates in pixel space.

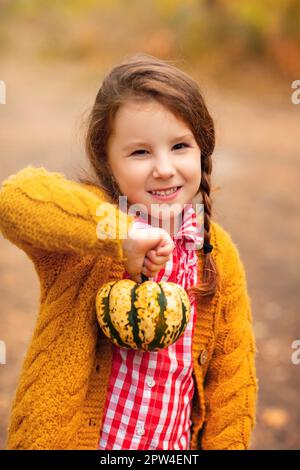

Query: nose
[152,154,176,179]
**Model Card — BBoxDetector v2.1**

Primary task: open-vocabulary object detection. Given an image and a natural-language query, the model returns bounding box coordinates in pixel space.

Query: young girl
[0,53,258,450]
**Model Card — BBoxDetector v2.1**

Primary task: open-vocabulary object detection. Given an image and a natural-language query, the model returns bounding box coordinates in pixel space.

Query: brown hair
[78,53,219,298]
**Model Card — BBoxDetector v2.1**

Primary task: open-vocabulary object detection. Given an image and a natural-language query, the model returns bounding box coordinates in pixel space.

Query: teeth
[151,187,178,196]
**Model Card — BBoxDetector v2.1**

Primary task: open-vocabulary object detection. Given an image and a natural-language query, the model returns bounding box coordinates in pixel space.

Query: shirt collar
[173,203,204,249]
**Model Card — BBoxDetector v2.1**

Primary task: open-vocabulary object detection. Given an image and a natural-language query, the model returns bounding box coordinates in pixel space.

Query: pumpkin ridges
[175,287,191,342]
[157,281,185,348]
[134,281,162,348]
[128,284,142,350]
[95,278,191,351]
[109,279,137,347]
[174,296,188,343]
[97,281,129,348]
[148,282,168,351]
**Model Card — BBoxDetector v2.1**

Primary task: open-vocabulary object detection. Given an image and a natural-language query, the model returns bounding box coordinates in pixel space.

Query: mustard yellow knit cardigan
[0,166,258,450]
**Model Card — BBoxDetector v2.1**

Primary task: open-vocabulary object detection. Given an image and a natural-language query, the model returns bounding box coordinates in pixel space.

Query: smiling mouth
[147,186,183,196]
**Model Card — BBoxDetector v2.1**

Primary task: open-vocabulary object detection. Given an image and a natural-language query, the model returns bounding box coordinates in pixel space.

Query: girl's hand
[122,225,174,283]
[142,242,172,279]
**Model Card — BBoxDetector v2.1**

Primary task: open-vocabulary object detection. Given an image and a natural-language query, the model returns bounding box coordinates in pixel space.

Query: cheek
[116,165,147,195]
[182,158,201,184]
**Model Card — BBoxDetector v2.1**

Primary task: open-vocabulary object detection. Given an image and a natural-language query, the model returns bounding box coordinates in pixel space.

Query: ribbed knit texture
[0,166,258,450]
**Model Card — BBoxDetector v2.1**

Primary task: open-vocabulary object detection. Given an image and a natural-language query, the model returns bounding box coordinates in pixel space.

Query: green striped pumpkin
[95,275,191,351]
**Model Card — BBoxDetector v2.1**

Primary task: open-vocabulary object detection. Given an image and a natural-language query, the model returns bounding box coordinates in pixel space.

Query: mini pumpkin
[95,274,191,351]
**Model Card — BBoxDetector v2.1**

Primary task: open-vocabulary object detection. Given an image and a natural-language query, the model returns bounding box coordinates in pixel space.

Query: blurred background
[0,0,300,450]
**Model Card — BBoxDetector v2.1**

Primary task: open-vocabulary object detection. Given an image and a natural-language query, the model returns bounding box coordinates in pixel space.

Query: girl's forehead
[115,98,188,125]
[111,102,192,142]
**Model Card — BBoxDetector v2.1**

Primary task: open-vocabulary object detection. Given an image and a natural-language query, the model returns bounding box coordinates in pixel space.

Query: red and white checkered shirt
[98,203,204,450]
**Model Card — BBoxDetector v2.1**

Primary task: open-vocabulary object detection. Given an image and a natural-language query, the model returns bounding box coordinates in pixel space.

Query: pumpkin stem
[141,273,149,283]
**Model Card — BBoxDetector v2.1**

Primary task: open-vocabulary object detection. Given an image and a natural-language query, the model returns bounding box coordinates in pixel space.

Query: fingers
[142,249,171,277]
[141,259,157,278]
[124,225,174,282]
[156,245,173,257]
[141,266,154,278]
[156,238,175,255]
[146,249,171,265]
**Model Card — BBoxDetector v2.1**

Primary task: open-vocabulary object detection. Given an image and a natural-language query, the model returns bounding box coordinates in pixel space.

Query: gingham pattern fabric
[98,203,203,450]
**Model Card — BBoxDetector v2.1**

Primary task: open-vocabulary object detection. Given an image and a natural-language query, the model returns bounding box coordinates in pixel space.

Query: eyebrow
[122,133,194,151]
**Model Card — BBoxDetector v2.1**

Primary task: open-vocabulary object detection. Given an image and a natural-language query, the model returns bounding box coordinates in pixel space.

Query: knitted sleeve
[200,234,258,450]
[0,166,134,261]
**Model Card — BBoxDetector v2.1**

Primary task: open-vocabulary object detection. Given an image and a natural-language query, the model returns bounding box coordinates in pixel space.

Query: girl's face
[107,99,201,227]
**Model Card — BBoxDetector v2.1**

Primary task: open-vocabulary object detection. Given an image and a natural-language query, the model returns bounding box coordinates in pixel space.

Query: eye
[130,142,189,156]
[173,142,189,151]
[131,149,148,156]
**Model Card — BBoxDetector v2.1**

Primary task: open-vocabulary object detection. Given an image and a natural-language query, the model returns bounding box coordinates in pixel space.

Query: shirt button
[198,348,208,365]
[147,378,155,388]
[136,425,145,436]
